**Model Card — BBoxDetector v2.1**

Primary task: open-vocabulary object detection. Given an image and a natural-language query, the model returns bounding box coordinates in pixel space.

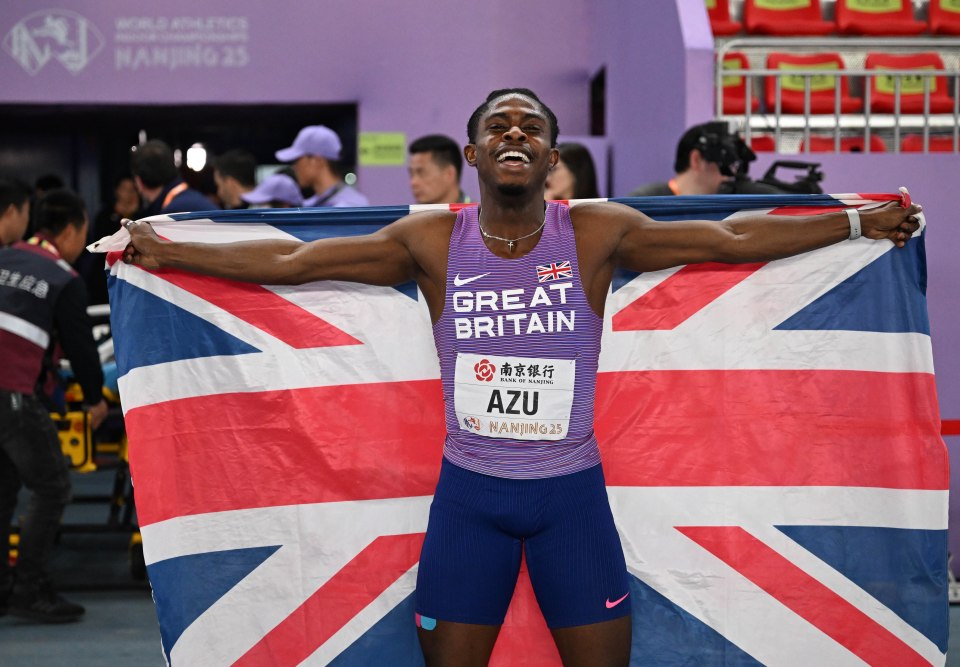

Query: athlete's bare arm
[122,211,455,314]
[572,196,922,313]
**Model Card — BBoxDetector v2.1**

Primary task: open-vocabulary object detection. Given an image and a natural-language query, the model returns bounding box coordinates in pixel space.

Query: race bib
[454,353,575,441]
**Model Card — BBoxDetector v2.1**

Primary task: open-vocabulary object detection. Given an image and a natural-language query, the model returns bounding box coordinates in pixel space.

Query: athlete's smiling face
[466,95,558,197]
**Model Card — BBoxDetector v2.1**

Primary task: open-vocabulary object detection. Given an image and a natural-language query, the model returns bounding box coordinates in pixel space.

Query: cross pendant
[507,241,515,251]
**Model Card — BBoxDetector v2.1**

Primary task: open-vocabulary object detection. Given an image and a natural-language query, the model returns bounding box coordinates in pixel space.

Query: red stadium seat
[929,0,960,35]
[720,52,760,113]
[707,0,742,35]
[801,134,888,152]
[865,52,955,113]
[835,0,927,35]
[744,0,834,35]
[900,134,959,152]
[766,52,863,113]
[746,134,778,151]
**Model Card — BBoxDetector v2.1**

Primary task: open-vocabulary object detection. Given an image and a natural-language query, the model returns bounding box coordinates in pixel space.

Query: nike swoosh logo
[453,272,490,287]
[605,592,629,609]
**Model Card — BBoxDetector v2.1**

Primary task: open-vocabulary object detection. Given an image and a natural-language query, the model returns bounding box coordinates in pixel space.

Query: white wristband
[845,208,861,241]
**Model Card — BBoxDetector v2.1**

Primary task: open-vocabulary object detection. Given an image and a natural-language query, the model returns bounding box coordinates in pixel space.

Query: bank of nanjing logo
[3,10,104,75]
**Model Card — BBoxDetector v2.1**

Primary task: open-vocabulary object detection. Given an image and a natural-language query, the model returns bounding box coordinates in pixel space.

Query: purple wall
[0,0,597,205]
[0,0,710,201]
[591,0,716,196]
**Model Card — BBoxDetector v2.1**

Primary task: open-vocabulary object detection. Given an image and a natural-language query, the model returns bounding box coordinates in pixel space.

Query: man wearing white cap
[275,125,369,208]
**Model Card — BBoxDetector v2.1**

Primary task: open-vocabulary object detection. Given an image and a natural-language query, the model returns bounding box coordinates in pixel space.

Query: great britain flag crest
[536,260,572,283]
[93,193,948,666]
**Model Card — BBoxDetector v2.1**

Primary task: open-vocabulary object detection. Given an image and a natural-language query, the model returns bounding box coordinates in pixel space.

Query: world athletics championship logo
[3,9,104,75]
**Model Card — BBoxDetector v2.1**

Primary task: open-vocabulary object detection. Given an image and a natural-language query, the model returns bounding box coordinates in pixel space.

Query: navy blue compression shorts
[415,458,631,629]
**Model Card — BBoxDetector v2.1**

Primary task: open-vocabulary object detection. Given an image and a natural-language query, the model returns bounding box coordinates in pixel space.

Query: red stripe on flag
[154,267,360,349]
[942,420,960,436]
[678,526,931,667]
[612,262,767,331]
[597,370,947,490]
[128,380,446,526]
[449,202,478,212]
[129,370,945,527]
[233,533,424,667]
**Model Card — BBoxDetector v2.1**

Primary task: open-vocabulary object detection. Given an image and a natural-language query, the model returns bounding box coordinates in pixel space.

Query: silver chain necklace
[478,219,545,251]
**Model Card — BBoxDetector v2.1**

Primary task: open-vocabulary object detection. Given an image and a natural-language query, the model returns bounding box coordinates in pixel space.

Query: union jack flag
[96,194,947,666]
[536,260,573,283]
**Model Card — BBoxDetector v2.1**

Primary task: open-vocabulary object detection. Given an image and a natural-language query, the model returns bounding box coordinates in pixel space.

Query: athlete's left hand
[860,187,922,248]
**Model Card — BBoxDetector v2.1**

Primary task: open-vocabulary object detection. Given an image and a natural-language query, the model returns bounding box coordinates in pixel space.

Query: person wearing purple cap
[241,173,304,209]
[275,125,369,208]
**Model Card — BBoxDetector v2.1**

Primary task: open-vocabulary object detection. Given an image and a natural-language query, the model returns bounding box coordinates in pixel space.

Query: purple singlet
[432,202,603,479]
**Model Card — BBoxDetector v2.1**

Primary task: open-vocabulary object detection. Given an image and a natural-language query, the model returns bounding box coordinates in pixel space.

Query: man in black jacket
[0,188,107,623]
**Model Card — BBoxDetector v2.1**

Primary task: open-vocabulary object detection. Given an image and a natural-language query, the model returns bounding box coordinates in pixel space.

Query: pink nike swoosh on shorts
[605,592,629,609]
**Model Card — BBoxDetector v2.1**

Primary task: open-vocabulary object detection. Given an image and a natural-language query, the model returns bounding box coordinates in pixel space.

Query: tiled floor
[0,589,163,666]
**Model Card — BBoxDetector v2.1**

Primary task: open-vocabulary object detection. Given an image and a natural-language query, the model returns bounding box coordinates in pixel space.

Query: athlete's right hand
[121,219,165,270]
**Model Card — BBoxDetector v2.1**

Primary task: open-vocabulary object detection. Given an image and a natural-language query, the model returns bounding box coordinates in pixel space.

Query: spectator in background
[408,134,471,204]
[241,173,304,209]
[213,150,257,209]
[0,178,31,246]
[131,140,218,217]
[92,176,141,243]
[84,175,141,304]
[545,142,600,200]
[629,122,780,197]
[1,189,107,623]
[276,125,369,208]
[25,174,67,240]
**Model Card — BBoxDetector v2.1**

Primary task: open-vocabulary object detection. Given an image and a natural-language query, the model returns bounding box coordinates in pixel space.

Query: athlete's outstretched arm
[575,192,922,274]
[121,211,441,286]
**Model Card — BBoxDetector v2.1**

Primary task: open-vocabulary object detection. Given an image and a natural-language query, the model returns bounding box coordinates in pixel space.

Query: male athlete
[122,88,921,667]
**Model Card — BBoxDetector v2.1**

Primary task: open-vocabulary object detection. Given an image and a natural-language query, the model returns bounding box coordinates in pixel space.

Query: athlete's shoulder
[569,201,649,236]
[384,208,457,237]
[383,209,458,266]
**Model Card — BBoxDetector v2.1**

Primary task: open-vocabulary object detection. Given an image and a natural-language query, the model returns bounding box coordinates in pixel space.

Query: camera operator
[628,122,782,197]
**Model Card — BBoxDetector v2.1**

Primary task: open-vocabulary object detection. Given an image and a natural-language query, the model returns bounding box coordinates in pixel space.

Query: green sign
[359,132,407,166]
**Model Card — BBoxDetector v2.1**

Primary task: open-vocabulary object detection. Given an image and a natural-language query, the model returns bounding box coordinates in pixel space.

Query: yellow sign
[777,61,839,92]
[754,0,811,10]
[942,0,960,14]
[875,66,938,95]
[705,0,717,9]
[358,132,407,166]
[722,58,744,87]
[846,0,902,13]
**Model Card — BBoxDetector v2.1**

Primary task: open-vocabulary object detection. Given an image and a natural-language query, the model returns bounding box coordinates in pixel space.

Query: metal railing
[715,37,960,153]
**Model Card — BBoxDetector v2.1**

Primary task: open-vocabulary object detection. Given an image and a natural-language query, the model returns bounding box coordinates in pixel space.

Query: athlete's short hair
[467,88,559,147]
